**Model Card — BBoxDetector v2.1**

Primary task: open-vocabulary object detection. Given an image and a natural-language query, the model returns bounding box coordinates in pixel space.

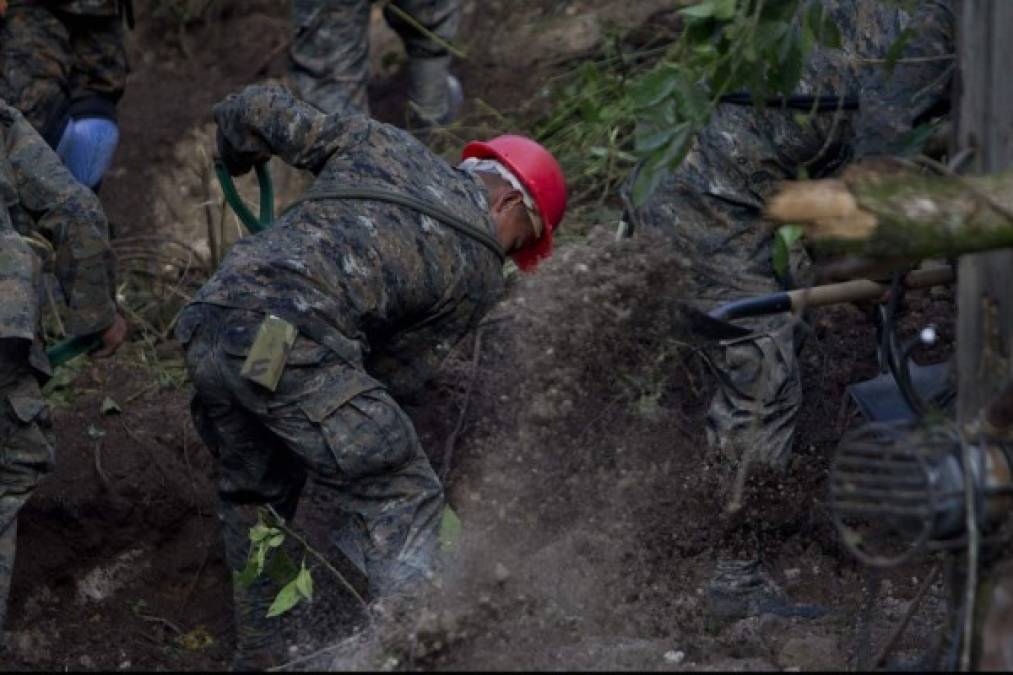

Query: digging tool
[708,266,954,321]
[708,266,956,422]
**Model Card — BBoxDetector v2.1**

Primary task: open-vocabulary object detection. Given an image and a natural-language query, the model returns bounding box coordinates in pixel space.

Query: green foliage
[237,511,318,619]
[535,52,639,208]
[772,224,804,281]
[630,0,844,205]
[439,505,462,552]
[267,563,314,618]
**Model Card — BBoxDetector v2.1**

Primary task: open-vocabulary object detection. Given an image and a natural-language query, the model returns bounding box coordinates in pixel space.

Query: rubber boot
[705,559,828,630]
[406,56,463,135]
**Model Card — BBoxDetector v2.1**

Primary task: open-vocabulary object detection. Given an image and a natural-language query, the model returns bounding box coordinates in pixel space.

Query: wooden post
[954,1,1013,424]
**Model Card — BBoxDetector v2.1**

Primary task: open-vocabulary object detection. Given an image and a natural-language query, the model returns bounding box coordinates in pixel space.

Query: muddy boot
[706,559,829,630]
[406,56,463,138]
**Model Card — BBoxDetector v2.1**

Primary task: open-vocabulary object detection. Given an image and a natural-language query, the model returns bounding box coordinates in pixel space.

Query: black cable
[718,92,860,112]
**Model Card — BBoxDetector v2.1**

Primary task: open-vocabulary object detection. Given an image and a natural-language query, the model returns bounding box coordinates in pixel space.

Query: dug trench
[4,0,958,671]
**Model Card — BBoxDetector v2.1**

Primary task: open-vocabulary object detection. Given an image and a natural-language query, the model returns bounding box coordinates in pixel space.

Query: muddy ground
[5,0,958,671]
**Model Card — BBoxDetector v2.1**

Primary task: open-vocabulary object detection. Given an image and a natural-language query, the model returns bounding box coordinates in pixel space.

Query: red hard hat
[462,135,567,271]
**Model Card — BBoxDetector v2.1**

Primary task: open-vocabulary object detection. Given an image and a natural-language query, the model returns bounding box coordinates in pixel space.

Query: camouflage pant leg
[64,12,128,107]
[0,5,72,135]
[0,5,126,139]
[288,0,460,116]
[288,0,372,116]
[185,309,443,663]
[704,321,801,470]
[0,342,55,632]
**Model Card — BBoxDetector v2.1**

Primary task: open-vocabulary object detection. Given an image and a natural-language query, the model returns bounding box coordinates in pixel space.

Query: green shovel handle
[45,333,103,369]
[213,160,274,233]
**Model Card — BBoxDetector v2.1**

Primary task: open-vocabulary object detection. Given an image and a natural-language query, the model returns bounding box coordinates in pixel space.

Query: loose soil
[4,0,959,671]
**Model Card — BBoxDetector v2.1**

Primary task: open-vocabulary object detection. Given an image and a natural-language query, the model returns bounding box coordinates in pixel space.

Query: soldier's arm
[213,83,373,176]
[3,105,117,337]
[368,302,489,405]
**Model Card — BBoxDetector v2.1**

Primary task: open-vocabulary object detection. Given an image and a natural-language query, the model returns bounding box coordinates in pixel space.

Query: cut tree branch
[765,168,1013,260]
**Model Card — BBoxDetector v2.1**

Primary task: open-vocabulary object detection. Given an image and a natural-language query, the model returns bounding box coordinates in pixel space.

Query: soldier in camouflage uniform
[289,0,461,127]
[0,0,129,188]
[623,0,954,620]
[176,83,565,668]
[0,98,125,638]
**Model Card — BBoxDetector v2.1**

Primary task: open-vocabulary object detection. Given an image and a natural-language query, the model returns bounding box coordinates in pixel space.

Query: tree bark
[764,169,1013,260]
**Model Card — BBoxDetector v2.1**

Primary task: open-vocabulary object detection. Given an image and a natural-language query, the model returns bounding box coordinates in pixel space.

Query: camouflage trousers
[289,0,459,118]
[182,306,443,666]
[0,2,127,141]
[704,321,802,471]
[0,340,55,635]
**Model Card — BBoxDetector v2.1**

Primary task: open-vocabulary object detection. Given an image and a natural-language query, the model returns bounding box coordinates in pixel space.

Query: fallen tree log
[765,167,1013,259]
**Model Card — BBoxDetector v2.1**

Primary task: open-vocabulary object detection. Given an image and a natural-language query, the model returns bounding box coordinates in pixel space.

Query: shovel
[708,266,956,422]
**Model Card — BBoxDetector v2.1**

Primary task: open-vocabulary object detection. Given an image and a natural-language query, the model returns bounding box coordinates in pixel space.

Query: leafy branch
[630,0,844,204]
[235,506,368,619]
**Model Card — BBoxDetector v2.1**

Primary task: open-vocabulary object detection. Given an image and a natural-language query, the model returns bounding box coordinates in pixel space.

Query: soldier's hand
[0,1,7,17]
[94,313,128,358]
[215,128,259,176]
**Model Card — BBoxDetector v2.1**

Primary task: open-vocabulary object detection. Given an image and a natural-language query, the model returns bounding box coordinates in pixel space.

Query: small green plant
[237,506,369,619]
[235,511,316,617]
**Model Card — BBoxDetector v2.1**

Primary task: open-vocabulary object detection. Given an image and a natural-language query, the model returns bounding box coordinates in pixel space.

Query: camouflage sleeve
[854,0,955,158]
[213,83,373,175]
[3,105,116,337]
[368,302,489,405]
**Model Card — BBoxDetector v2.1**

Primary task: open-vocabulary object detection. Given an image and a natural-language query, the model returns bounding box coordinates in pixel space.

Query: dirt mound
[301,228,720,670]
[318,229,955,671]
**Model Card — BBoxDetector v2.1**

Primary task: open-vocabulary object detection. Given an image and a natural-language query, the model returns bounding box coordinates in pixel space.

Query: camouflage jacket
[626,0,954,309]
[0,100,116,366]
[177,84,505,401]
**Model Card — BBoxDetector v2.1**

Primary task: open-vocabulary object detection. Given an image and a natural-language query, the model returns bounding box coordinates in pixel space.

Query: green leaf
[712,0,737,21]
[255,541,268,575]
[266,578,303,618]
[439,505,463,552]
[100,397,122,416]
[680,1,720,20]
[634,127,676,154]
[772,224,805,281]
[265,547,299,585]
[883,28,915,75]
[632,64,680,109]
[249,523,272,543]
[295,563,314,601]
[234,556,260,589]
[632,124,693,206]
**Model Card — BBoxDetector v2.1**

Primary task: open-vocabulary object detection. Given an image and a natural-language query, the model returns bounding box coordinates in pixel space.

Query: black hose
[718,92,860,112]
